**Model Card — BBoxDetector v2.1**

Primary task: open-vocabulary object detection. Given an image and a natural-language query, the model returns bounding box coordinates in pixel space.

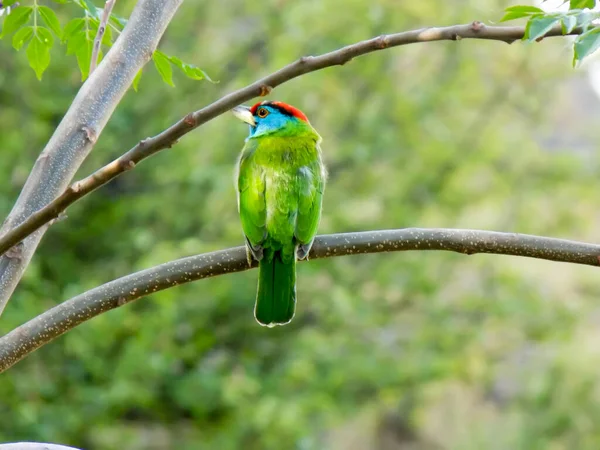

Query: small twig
[0,21,589,258]
[0,227,598,373]
[89,0,117,75]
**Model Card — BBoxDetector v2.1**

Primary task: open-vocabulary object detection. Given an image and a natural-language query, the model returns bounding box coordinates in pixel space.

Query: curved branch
[0,0,183,314]
[0,228,598,373]
[0,21,582,259]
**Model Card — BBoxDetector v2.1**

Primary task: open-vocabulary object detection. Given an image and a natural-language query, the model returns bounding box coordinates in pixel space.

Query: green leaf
[51,0,70,4]
[109,14,127,29]
[500,6,545,22]
[37,26,55,47]
[132,68,142,91]
[1,6,33,38]
[524,16,561,41]
[81,0,100,18]
[64,18,94,79]
[66,30,86,55]
[38,6,62,39]
[505,5,545,14]
[169,55,215,82]
[153,50,174,87]
[570,0,595,9]
[574,27,600,66]
[63,18,85,42]
[26,34,51,80]
[500,11,533,22]
[575,11,598,32]
[75,34,93,80]
[561,15,577,34]
[12,25,33,50]
[2,0,21,7]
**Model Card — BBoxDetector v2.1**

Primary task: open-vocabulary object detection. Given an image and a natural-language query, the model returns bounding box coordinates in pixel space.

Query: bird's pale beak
[231,105,256,126]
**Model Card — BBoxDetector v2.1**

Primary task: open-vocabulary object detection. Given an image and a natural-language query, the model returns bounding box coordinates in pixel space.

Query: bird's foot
[245,245,253,267]
[296,242,312,260]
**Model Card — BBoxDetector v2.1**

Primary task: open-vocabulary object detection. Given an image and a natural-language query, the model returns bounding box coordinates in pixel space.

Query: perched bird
[232,101,326,327]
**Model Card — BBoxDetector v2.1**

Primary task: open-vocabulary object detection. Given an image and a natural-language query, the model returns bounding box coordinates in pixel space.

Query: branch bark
[0,21,585,259]
[0,228,598,373]
[0,0,183,314]
[89,0,117,75]
[0,444,81,450]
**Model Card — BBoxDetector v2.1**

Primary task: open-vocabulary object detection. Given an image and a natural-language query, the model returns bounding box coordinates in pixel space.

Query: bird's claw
[296,242,312,260]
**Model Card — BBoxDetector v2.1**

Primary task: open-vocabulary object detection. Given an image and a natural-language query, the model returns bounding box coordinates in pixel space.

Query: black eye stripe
[265,104,294,118]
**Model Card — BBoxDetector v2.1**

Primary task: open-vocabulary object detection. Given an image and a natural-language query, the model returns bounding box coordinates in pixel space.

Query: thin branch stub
[183,113,197,127]
[81,126,97,143]
[258,85,273,96]
[471,21,485,32]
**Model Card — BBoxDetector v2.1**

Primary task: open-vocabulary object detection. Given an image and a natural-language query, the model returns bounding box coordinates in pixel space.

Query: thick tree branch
[89,0,117,75]
[0,0,183,314]
[0,228,598,373]
[0,21,584,259]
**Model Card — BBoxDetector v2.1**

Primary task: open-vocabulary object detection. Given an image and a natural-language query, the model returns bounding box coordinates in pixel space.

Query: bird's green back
[233,102,326,326]
[237,126,325,256]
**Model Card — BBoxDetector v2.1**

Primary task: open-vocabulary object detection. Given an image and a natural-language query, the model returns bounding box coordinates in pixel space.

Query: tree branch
[0,444,81,450]
[0,0,183,314]
[0,21,585,259]
[89,0,117,75]
[0,228,598,373]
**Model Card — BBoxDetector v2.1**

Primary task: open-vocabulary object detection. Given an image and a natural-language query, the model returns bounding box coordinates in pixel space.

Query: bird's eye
[257,107,269,118]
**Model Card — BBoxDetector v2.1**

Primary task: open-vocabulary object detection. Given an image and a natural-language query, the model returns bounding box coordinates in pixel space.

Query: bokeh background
[2,0,600,448]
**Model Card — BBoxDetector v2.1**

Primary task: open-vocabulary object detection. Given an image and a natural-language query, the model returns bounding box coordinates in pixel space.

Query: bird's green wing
[237,142,266,247]
[295,158,324,249]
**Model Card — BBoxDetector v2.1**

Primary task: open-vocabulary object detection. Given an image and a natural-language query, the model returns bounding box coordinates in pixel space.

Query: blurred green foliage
[2,0,600,449]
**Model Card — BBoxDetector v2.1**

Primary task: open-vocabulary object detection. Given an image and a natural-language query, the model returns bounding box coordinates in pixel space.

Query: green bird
[232,101,326,327]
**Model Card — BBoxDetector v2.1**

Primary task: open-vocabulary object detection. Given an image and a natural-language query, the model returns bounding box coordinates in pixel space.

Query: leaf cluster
[0,0,211,86]
[500,1,600,66]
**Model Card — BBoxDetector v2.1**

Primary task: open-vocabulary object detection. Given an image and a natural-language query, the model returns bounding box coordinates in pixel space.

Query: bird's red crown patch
[250,101,309,122]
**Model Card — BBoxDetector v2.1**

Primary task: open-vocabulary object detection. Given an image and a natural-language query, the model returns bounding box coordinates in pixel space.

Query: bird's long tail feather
[255,249,296,327]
